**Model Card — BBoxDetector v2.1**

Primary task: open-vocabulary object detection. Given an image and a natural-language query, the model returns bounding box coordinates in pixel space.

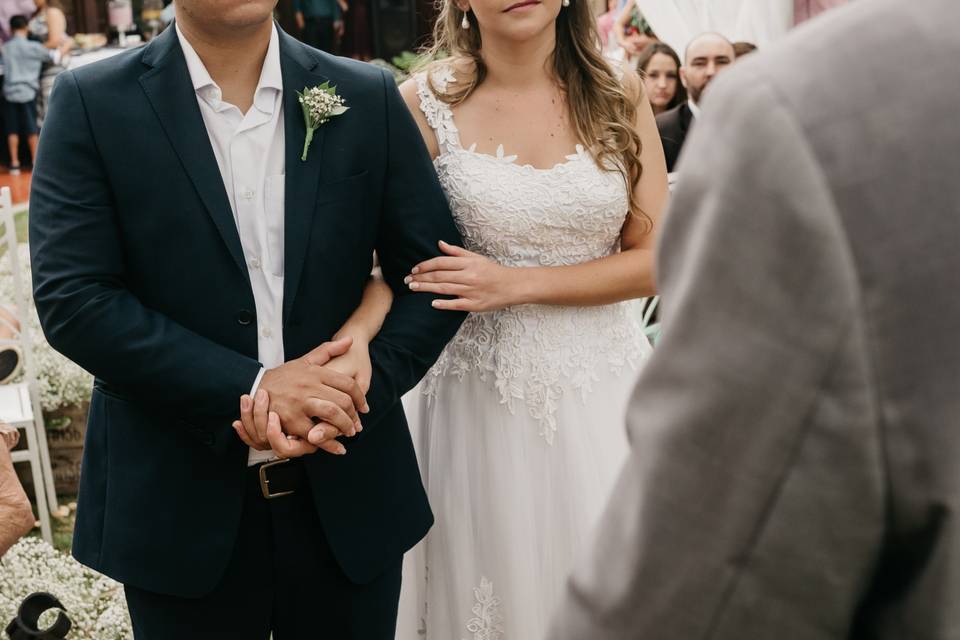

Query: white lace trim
[462,577,503,640]
[423,304,648,445]
[415,66,461,152]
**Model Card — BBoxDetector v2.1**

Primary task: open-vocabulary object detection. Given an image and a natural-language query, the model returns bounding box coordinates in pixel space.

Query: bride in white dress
[394,0,668,635]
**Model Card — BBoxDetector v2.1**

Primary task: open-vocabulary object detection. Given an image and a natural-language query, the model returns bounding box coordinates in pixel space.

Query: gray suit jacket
[549,1,960,638]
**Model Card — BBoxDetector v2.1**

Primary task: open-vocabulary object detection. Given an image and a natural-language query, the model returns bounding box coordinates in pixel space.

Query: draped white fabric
[635,0,794,55]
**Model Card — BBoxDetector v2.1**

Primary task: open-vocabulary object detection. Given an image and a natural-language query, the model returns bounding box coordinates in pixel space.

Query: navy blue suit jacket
[29,25,464,596]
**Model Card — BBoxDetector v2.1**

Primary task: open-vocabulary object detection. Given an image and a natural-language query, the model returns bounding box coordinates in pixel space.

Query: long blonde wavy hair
[421,0,649,230]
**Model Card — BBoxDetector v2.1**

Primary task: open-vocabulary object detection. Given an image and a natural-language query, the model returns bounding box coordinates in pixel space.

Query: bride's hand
[325,335,373,395]
[405,241,518,312]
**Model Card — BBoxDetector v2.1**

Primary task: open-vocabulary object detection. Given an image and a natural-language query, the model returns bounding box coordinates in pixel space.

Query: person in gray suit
[548,0,960,638]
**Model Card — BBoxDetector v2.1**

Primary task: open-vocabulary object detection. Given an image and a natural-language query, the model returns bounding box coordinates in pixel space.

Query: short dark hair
[733,41,758,58]
[9,15,29,32]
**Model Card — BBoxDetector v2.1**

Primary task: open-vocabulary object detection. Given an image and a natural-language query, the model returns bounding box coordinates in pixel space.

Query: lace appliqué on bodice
[415,68,649,444]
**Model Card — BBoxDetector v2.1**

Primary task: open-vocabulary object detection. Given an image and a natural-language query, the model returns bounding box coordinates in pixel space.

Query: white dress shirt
[177,24,285,465]
[687,98,702,120]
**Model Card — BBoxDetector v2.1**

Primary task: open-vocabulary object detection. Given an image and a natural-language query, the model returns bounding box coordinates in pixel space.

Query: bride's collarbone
[450,89,582,169]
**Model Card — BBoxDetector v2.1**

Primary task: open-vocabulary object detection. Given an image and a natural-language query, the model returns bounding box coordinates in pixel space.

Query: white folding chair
[0,186,58,543]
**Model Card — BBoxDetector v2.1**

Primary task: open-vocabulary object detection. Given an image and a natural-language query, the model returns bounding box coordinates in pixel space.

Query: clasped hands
[231,336,371,458]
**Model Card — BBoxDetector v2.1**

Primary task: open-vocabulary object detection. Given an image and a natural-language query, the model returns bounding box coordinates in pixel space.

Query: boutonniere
[298,82,349,161]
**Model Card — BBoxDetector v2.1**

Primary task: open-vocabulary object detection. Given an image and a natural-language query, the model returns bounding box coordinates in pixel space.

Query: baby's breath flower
[298,82,349,161]
[0,538,132,639]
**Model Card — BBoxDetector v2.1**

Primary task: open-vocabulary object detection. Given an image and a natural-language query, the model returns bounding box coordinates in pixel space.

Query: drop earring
[562,0,570,6]
[462,11,471,29]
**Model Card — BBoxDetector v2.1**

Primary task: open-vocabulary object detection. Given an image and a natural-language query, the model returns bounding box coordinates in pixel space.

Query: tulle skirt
[396,354,644,639]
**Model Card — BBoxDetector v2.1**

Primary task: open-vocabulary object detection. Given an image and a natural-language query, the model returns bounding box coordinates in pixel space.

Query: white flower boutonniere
[298,82,349,161]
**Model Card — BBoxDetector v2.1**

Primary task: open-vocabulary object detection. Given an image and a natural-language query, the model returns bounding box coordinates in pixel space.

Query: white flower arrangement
[0,537,131,639]
[297,82,349,161]
[0,244,93,414]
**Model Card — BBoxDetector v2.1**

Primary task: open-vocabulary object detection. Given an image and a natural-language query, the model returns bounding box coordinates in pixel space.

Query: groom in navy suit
[29,1,464,637]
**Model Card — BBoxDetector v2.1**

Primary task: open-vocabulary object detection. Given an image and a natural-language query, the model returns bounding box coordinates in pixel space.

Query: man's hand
[0,423,19,452]
[295,10,306,31]
[233,338,369,457]
[334,20,345,38]
[0,444,35,556]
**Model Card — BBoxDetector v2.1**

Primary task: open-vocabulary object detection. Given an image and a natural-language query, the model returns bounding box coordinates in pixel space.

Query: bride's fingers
[266,412,318,458]
[410,256,466,275]
[407,281,469,296]
[438,240,473,257]
[406,270,466,285]
[232,421,261,449]
[431,297,473,312]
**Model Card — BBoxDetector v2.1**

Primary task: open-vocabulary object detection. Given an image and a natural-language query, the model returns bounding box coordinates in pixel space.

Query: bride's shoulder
[399,57,472,111]
[398,58,468,159]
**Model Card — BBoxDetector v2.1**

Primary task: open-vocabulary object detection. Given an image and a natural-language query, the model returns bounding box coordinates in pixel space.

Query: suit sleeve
[29,71,261,457]
[548,68,880,638]
[362,69,467,429]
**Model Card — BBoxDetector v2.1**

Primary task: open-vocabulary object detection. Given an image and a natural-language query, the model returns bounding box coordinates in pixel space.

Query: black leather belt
[254,458,307,499]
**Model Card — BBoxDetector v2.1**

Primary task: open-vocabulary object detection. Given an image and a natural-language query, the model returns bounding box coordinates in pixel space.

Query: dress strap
[414,67,462,153]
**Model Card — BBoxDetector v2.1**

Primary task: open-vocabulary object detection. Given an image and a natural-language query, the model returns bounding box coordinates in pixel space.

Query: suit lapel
[138,27,249,282]
[279,30,329,325]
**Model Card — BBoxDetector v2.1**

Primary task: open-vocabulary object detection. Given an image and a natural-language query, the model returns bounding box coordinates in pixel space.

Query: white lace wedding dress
[397,67,653,640]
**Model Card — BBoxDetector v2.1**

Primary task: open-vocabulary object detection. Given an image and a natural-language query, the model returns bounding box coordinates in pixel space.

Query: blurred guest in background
[294,0,344,53]
[612,1,657,68]
[733,41,757,58]
[2,14,66,174]
[339,0,371,60]
[636,42,685,115]
[0,422,34,558]
[28,0,71,128]
[656,32,734,172]
[596,0,621,53]
[795,0,849,24]
[0,0,34,43]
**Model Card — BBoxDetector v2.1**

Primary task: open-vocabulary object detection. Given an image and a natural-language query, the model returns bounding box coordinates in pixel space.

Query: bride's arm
[324,265,394,393]
[406,71,668,311]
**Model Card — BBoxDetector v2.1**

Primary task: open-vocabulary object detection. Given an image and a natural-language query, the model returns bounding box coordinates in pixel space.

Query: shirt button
[241,189,255,200]
[249,257,261,269]
[261,326,273,338]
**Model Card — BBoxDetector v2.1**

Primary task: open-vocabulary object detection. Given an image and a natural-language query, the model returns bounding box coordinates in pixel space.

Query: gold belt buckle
[259,458,294,499]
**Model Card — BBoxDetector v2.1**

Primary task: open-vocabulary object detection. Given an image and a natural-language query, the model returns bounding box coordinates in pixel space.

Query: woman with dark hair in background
[28,0,71,128]
[635,41,685,115]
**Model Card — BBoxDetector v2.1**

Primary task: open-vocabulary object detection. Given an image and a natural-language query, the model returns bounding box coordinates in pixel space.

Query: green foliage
[370,49,448,84]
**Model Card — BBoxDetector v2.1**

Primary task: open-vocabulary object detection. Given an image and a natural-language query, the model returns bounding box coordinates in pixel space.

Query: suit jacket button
[236,309,254,326]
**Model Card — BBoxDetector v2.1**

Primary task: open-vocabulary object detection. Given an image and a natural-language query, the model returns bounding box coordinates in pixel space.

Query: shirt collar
[176,22,283,114]
[687,98,701,120]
